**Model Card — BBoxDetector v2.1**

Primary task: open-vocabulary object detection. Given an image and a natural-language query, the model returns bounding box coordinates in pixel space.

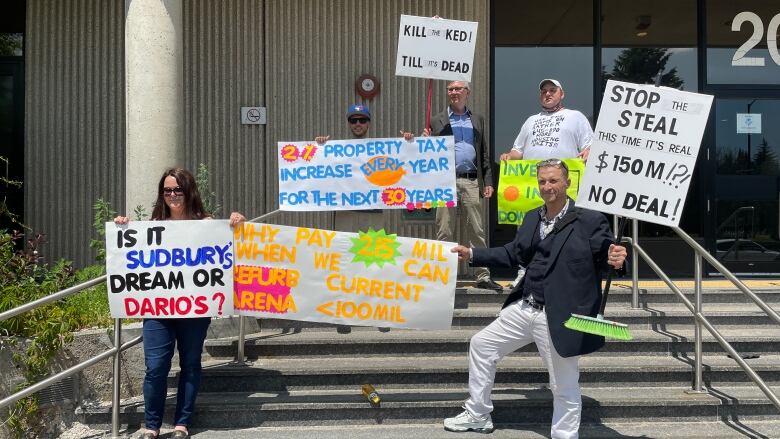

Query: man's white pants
[464,300,581,439]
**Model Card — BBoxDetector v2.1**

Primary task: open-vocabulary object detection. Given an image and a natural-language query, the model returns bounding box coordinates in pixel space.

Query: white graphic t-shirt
[511,109,593,160]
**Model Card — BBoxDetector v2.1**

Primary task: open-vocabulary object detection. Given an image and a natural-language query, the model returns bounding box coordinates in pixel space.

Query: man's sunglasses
[536,158,568,171]
[162,186,184,196]
[348,117,370,125]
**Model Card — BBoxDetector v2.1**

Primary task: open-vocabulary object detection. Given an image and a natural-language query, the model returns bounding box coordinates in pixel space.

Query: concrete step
[189,354,780,392]
[258,303,780,332]
[79,384,780,430]
[203,328,780,359]
[122,419,780,439]
[454,287,780,307]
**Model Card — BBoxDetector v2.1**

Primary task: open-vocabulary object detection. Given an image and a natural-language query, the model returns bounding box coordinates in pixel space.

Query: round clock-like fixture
[356,74,380,99]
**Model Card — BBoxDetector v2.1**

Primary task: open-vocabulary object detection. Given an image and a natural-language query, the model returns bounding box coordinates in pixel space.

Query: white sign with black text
[241,107,266,125]
[395,15,478,82]
[576,80,713,227]
[737,113,761,134]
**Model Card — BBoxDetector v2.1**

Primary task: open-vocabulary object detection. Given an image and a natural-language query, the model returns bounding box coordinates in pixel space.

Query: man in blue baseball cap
[315,104,372,144]
[345,104,371,138]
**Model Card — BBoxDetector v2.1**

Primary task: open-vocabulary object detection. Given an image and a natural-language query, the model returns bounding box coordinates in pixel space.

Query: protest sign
[497,159,585,225]
[395,14,478,82]
[105,220,234,318]
[576,81,713,227]
[278,136,456,211]
[233,223,458,330]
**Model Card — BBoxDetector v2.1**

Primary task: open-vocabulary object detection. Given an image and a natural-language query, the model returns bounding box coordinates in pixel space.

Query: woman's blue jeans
[142,317,211,430]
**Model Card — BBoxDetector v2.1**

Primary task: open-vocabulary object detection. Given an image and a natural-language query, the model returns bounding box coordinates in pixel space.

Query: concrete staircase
[81,284,780,438]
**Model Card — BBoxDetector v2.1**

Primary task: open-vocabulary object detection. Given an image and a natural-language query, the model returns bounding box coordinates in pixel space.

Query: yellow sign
[497,159,586,225]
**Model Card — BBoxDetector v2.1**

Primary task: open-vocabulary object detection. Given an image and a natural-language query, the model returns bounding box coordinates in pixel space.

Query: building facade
[2,0,779,277]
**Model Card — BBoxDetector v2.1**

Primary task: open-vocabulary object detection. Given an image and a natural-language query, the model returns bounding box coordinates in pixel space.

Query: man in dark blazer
[424,80,502,291]
[444,159,627,437]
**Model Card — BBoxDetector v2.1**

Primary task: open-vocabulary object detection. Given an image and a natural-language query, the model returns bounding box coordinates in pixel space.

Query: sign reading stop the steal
[576,80,713,227]
[395,14,478,82]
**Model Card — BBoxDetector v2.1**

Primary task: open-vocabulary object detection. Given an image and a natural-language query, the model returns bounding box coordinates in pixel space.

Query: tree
[0,34,22,56]
[753,138,779,176]
[603,48,684,90]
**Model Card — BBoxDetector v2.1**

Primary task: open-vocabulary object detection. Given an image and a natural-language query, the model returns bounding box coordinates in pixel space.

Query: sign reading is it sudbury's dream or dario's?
[576,80,713,227]
[105,220,234,318]
[395,14,478,82]
[277,136,456,211]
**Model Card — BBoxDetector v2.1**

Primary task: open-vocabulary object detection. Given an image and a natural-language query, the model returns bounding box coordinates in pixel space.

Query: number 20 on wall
[731,11,780,67]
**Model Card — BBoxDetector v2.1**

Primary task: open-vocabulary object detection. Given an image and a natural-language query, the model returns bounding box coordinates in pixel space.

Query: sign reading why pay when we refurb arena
[105,220,234,318]
[232,223,458,330]
[395,14,478,82]
[277,136,456,211]
[576,80,713,227]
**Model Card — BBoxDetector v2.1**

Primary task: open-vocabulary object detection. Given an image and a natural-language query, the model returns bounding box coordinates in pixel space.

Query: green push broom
[564,218,633,341]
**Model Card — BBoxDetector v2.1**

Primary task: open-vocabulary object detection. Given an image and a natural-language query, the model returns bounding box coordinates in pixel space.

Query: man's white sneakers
[443,410,495,433]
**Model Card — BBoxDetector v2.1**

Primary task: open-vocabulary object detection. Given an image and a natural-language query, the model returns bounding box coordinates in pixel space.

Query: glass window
[706,0,780,85]
[602,0,697,91]
[492,1,594,247]
[494,47,594,155]
[602,0,697,47]
[715,99,780,175]
[600,0,699,238]
[0,34,22,56]
[494,0,592,46]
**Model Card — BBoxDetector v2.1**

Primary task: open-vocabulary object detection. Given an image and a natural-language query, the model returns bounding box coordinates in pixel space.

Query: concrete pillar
[125,0,184,214]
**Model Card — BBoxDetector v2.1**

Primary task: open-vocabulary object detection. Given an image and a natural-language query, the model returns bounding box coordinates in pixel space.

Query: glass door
[711,98,780,275]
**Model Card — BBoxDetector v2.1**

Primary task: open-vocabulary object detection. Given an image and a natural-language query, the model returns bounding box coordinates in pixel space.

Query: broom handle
[425,79,433,132]
[599,217,628,316]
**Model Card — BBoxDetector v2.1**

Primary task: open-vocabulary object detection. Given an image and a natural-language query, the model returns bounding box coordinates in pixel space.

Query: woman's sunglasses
[162,186,184,197]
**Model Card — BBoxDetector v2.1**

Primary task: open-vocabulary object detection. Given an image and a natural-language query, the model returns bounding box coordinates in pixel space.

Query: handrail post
[692,252,705,392]
[631,219,640,309]
[111,318,122,438]
[235,316,246,363]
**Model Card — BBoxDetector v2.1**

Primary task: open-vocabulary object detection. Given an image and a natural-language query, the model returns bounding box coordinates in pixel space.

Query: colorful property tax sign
[395,15,478,82]
[105,220,234,318]
[497,159,585,225]
[233,223,458,330]
[576,80,713,227]
[278,136,456,211]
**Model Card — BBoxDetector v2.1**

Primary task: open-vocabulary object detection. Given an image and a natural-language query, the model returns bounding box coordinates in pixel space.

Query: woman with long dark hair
[115,168,245,439]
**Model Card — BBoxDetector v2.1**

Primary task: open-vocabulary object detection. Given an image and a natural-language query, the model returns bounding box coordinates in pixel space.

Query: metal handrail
[626,218,780,412]
[1,208,284,438]
[234,209,284,363]
[0,275,106,322]
[715,206,754,238]
[0,275,133,438]
[0,333,142,409]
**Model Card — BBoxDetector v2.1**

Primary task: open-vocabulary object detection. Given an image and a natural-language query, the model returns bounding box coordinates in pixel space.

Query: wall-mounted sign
[241,107,266,125]
[737,113,762,134]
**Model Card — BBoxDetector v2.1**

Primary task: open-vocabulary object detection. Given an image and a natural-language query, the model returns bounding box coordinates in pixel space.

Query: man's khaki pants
[436,176,490,282]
